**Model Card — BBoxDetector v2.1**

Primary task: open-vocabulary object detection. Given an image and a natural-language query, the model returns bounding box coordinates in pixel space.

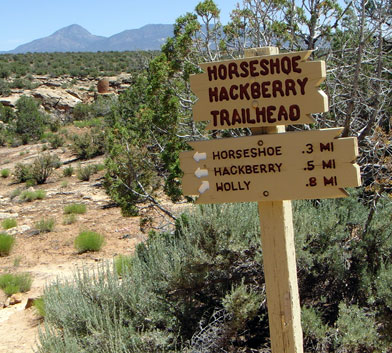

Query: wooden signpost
[190,50,328,130]
[179,47,361,353]
[180,128,360,203]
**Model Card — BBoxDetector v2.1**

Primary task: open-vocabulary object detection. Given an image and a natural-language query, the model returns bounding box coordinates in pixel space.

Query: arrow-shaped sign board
[180,128,361,204]
[190,50,328,130]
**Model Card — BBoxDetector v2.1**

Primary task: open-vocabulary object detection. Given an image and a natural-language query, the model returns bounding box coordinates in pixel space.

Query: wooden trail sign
[180,128,360,203]
[190,50,328,130]
[180,46,361,353]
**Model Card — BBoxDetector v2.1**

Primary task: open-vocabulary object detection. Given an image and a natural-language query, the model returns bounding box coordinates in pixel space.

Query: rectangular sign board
[180,128,361,204]
[190,50,328,130]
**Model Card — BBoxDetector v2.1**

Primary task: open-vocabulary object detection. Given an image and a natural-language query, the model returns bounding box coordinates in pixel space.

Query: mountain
[6,24,174,53]
[105,24,174,51]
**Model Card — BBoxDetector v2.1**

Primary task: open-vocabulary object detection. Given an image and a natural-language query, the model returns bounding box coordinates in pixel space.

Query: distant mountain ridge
[2,24,174,53]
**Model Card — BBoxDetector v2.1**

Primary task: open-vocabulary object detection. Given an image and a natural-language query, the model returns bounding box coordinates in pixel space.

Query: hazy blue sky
[0,0,240,51]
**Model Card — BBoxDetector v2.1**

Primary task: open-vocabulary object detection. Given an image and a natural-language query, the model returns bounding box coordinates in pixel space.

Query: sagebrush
[38,193,392,352]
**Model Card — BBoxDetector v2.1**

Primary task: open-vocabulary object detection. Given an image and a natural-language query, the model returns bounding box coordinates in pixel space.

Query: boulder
[9,293,23,305]
[25,297,39,310]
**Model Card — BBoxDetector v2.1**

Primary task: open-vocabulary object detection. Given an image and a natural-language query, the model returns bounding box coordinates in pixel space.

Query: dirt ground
[0,140,176,352]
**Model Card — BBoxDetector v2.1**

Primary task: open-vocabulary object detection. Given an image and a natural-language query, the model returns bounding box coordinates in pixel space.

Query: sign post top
[244,47,280,57]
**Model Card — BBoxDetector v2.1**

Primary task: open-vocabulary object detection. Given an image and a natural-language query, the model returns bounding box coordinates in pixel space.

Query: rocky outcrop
[0,95,20,108]
[0,74,132,124]
[32,87,81,112]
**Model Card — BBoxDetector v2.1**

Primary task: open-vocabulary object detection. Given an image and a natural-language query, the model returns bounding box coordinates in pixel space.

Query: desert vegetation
[74,230,105,253]
[0,51,158,80]
[34,218,55,234]
[63,203,87,215]
[0,273,32,296]
[1,218,17,230]
[0,233,15,256]
[37,196,392,352]
[0,0,391,351]
[19,189,46,202]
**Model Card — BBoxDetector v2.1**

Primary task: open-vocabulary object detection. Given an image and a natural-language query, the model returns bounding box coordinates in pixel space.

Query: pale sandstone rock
[8,225,31,235]
[9,293,22,305]
[32,87,81,111]
[0,212,19,220]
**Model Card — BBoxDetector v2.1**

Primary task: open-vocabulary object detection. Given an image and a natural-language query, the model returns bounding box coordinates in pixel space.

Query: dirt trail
[0,260,92,353]
[0,142,147,352]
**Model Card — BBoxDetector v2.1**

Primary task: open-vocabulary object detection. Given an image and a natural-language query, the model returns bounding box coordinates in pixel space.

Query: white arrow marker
[198,181,210,194]
[195,168,208,179]
[193,151,207,162]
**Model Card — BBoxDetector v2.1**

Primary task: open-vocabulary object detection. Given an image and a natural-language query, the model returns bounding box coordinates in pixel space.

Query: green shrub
[0,103,15,124]
[15,154,60,185]
[14,163,33,183]
[34,189,46,200]
[63,203,86,215]
[1,168,10,178]
[0,79,11,96]
[48,120,60,133]
[74,231,104,253]
[40,131,54,142]
[62,166,74,177]
[10,78,33,89]
[301,306,330,348]
[73,117,105,128]
[15,95,47,142]
[31,154,61,184]
[20,189,46,202]
[0,67,10,79]
[0,273,32,296]
[37,194,392,352]
[90,95,116,118]
[222,282,264,332]
[76,164,96,181]
[94,163,105,172]
[0,129,7,147]
[72,102,91,120]
[33,297,46,317]
[70,128,106,160]
[335,303,379,348]
[0,233,15,256]
[10,188,22,200]
[63,214,77,225]
[35,218,55,233]
[114,254,133,276]
[25,179,37,187]
[48,133,65,149]
[1,218,17,230]
[38,203,263,352]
